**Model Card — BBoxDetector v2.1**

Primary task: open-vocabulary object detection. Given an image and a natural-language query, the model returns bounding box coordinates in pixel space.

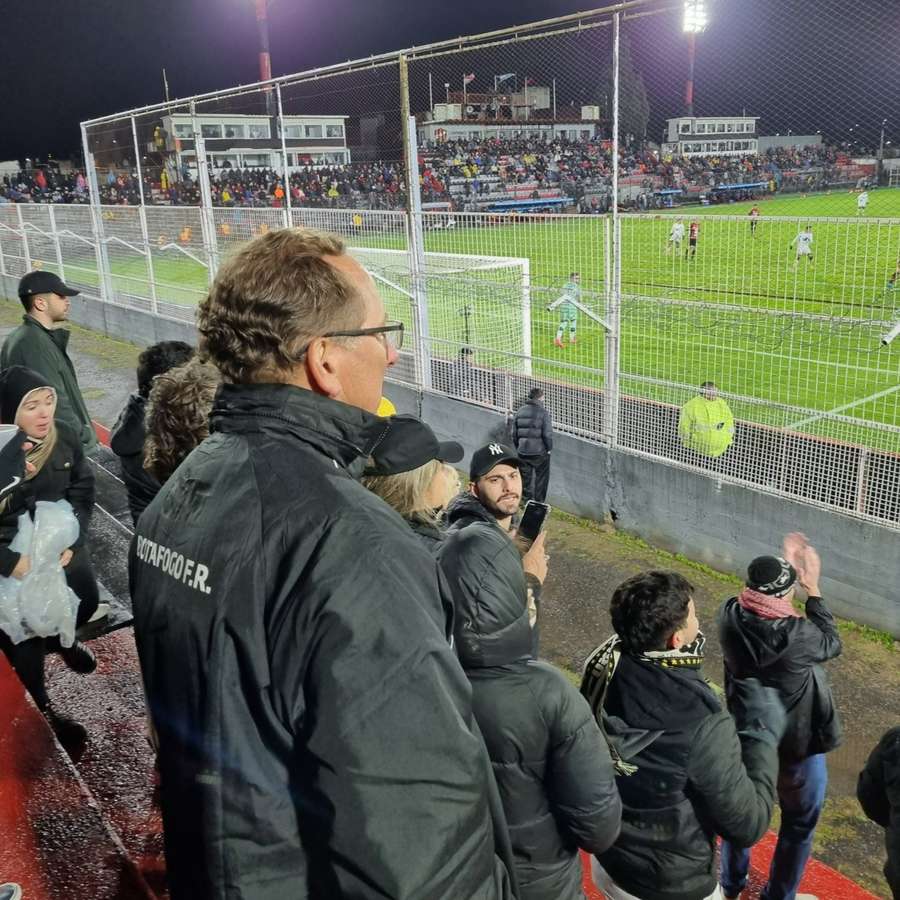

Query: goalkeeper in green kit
[548,272,581,347]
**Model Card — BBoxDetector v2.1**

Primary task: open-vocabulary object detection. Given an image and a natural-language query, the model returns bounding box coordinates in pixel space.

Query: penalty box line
[787,383,900,430]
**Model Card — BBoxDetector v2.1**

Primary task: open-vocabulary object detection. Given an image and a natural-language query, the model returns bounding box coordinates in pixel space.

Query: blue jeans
[720,753,827,900]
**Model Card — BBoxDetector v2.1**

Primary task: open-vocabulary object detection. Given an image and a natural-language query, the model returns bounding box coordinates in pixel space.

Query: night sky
[2,0,898,163]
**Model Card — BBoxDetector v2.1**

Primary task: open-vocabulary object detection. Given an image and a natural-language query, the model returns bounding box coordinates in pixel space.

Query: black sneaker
[44,705,88,748]
[58,640,97,674]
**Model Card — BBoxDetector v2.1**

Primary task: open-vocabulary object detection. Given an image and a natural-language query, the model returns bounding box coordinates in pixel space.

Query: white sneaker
[87,602,110,623]
[796,895,819,900]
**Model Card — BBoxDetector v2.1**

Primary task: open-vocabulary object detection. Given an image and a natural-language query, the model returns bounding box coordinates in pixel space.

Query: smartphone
[518,500,551,543]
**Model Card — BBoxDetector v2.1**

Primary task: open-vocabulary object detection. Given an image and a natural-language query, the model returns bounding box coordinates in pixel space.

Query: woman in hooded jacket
[0,366,102,746]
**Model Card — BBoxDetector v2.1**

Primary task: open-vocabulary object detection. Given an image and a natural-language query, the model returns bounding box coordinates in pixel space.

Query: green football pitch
[41,189,900,452]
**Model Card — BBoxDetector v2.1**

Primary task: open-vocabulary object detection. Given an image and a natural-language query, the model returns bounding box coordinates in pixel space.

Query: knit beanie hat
[0,366,56,425]
[746,555,797,597]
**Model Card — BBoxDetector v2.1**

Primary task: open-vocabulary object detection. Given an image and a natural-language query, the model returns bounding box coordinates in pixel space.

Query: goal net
[347,246,532,373]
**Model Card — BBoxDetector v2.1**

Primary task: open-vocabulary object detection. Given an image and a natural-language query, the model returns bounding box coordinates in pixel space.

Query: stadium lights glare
[881,318,900,347]
[683,0,708,33]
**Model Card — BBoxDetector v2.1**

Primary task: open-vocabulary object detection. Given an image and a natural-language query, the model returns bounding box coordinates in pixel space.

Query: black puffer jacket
[512,399,553,457]
[857,726,900,900]
[444,494,539,653]
[0,421,94,576]
[718,596,842,761]
[439,501,621,900]
[583,647,780,900]
[130,384,515,900]
[110,393,160,524]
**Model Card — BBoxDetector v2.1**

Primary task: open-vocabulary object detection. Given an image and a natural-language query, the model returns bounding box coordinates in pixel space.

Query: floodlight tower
[683,0,709,117]
[254,0,275,115]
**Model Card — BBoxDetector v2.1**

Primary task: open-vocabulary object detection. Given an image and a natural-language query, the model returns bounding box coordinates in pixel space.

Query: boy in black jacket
[582,570,784,900]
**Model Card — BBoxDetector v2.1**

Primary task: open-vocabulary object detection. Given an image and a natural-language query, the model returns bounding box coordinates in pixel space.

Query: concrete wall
[3,278,896,636]
[387,381,900,638]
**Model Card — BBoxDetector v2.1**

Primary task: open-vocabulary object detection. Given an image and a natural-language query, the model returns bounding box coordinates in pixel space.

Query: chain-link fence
[2,0,898,527]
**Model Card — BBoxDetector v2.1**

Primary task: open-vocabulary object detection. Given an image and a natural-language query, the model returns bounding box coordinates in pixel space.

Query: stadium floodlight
[683,0,709,33]
[881,318,900,347]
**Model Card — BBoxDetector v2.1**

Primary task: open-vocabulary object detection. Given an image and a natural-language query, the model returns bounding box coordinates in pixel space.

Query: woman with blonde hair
[0,366,101,746]
[362,416,463,552]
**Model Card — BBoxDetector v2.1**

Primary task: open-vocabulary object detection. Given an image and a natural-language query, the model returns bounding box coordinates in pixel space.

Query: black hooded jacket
[439,495,621,900]
[585,648,780,900]
[110,393,160,524]
[718,595,842,761]
[857,726,900,899]
[130,384,515,900]
[0,367,94,576]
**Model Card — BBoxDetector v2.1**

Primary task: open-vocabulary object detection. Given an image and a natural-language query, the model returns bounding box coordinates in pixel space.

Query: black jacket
[0,316,97,452]
[718,596,842,761]
[439,501,621,900]
[0,422,94,577]
[858,726,900,900]
[512,400,552,457]
[583,648,780,900]
[444,494,539,653]
[406,515,446,554]
[130,384,515,900]
[110,393,160,525]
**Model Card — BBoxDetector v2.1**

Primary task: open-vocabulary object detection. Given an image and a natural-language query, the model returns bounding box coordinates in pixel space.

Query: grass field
[8,189,900,452]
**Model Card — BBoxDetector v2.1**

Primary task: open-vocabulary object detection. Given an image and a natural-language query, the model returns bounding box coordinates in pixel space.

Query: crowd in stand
[0,232,898,900]
[1,139,854,214]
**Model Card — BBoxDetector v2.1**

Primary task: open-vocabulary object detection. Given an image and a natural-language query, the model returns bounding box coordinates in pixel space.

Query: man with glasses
[129,227,516,900]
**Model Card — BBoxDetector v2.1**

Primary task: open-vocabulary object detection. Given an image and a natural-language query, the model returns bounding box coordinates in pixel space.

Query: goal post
[348,246,533,376]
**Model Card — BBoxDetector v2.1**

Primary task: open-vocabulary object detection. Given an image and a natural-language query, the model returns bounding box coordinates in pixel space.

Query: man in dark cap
[717,534,842,900]
[1,271,96,453]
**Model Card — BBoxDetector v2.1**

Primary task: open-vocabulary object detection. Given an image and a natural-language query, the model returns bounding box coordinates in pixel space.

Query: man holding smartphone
[440,445,622,899]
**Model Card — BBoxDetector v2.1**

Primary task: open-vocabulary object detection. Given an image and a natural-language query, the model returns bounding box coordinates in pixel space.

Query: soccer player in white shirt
[666,220,686,255]
[791,226,814,269]
[857,190,869,215]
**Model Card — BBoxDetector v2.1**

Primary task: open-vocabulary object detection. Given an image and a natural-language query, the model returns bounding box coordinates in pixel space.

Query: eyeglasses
[293,321,404,361]
[323,321,404,354]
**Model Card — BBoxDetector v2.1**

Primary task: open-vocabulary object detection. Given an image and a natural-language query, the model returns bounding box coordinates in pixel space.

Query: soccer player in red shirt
[686,221,700,259]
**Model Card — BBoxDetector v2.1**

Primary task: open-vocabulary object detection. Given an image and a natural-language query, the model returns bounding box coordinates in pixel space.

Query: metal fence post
[399,54,432,392]
[276,84,292,230]
[47,206,65,282]
[130,114,159,314]
[190,101,220,283]
[0,215,6,277]
[855,447,869,514]
[81,122,115,303]
[601,10,622,447]
[15,206,32,271]
[521,258,533,377]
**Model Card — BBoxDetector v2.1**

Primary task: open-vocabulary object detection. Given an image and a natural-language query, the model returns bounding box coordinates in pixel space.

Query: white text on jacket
[136,536,212,594]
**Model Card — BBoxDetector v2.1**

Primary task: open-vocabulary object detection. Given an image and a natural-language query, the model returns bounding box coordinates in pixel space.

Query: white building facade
[662,116,759,157]
[161,113,350,175]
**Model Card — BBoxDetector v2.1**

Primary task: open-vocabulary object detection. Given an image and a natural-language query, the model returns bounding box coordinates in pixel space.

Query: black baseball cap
[469,443,520,481]
[365,415,464,476]
[18,271,79,299]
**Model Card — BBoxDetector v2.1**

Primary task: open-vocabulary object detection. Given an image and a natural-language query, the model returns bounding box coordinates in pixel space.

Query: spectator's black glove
[729,677,787,747]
